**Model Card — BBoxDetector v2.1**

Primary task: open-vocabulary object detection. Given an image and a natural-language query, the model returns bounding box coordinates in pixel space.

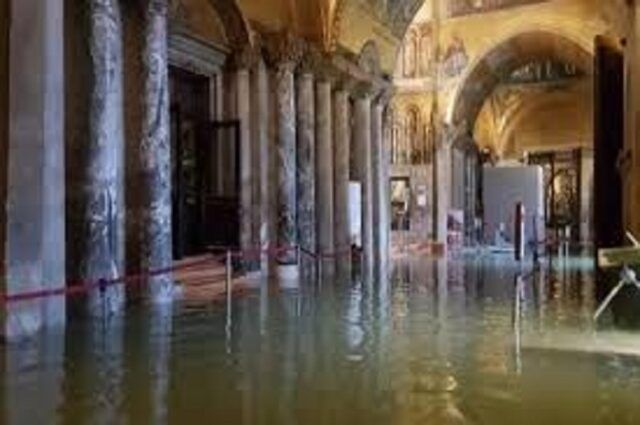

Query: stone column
[251,58,271,272]
[381,105,392,269]
[296,64,316,270]
[371,98,386,273]
[434,138,452,246]
[266,34,303,280]
[229,48,254,269]
[353,92,374,275]
[316,77,334,267]
[82,0,125,315]
[333,88,351,274]
[3,0,65,339]
[139,0,173,303]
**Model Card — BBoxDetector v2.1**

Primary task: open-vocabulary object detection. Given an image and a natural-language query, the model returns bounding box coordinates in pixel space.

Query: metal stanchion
[225,249,233,354]
[225,250,232,310]
[514,203,526,262]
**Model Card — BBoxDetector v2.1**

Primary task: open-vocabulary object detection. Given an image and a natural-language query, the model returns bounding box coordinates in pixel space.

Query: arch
[207,0,252,47]
[501,88,592,158]
[446,30,593,128]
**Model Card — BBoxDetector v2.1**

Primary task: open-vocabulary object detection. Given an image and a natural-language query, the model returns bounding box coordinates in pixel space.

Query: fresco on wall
[447,0,550,18]
[399,25,469,80]
[400,22,434,78]
[442,35,468,78]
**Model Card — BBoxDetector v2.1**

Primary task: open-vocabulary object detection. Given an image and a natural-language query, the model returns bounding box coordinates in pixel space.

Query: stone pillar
[3,0,65,338]
[82,0,125,315]
[353,93,374,275]
[229,49,254,269]
[333,88,351,274]
[371,99,386,273]
[435,139,452,245]
[296,67,316,267]
[251,58,271,271]
[381,106,392,268]
[316,78,334,266]
[266,34,303,280]
[139,0,173,303]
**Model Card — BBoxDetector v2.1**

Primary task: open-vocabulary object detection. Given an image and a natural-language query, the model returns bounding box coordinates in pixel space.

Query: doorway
[169,67,240,259]
[593,36,624,255]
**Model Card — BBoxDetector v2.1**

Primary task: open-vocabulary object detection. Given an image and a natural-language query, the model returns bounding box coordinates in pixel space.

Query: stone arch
[446,30,593,129]
[206,0,252,47]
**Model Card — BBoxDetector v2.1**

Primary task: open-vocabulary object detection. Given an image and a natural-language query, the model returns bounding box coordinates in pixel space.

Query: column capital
[350,81,376,100]
[226,44,260,71]
[148,0,169,16]
[297,44,323,76]
[375,85,395,107]
[263,31,304,72]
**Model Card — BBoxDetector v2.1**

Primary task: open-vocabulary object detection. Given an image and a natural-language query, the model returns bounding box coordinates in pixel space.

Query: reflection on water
[3,255,640,424]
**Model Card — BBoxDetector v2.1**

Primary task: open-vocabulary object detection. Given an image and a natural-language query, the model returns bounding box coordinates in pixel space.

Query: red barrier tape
[0,243,353,304]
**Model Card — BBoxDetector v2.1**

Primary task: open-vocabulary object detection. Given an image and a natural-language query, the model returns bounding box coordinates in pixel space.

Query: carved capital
[263,31,304,71]
[350,81,377,100]
[227,44,260,71]
[297,44,323,76]
[149,0,169,16]
[375,85,395,106]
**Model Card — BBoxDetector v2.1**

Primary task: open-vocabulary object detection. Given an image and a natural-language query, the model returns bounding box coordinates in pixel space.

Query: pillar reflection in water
[62,317,125,425]
[4,330,64,424]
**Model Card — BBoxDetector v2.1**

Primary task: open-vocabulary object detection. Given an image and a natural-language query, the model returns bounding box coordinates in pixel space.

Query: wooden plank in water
[598,247,640,268]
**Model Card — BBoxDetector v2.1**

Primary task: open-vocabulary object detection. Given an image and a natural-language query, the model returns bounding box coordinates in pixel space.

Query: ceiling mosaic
[446,0,550,18]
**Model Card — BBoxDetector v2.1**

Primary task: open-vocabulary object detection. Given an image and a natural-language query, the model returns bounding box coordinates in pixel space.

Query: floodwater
[3,255,640,424]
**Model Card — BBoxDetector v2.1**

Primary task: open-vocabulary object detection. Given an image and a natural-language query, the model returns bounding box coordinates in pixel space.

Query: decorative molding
[168,26,228,75]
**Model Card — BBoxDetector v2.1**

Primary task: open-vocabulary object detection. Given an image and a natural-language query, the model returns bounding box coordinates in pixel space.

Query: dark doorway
[593,36,624,258]
[170,67,210,259]
[199,121,241,251]
[169,67,240,259]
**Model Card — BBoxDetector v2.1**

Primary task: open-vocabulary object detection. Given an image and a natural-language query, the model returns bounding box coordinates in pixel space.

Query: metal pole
[226,250,232,310]
[515,203,525,262]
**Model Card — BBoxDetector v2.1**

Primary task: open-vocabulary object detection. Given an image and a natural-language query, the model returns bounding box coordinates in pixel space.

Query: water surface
[3,255,640,424]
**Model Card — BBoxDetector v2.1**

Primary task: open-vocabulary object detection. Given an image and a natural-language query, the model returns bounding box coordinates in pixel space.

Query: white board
[482,165,544,251]
[349,182,362,248]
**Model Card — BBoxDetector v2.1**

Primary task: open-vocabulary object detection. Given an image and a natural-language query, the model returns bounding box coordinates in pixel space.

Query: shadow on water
[3,254,640,424]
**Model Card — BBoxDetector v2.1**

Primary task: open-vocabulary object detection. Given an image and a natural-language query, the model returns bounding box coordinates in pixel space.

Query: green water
[3,255,640,424]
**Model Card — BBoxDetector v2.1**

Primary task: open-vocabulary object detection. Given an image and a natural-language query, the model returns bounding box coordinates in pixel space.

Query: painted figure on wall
[442,35,468,78]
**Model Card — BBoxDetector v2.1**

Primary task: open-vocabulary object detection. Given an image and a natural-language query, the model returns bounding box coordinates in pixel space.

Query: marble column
[83,0,125,315]
[140,0,173,303]
[333,88,351,274]
[435,139,452,245]
[316,78,334,266]
[266,34,302,280]
[296,68,316,268]
[251,58,271,272]
[229,49,254,269]
[381,106,392,268]
[3,0,65,339]
[353,94,374,275]
[371,99,386,273]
